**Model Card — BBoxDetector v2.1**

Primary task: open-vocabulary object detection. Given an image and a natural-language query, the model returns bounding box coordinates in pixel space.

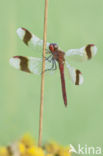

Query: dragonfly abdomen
[59,63,67,106]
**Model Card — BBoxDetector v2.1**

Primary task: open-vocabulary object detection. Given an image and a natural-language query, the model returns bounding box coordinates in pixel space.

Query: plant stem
[38,0,48,147]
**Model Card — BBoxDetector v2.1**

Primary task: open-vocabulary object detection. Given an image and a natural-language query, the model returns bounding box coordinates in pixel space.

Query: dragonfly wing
[66,44,97,61]
[9,56,54,75]
[17,27,50,51]
[66,61,84,85]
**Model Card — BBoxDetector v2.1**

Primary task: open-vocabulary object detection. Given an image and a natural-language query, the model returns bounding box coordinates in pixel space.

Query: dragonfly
[9,27,97,107]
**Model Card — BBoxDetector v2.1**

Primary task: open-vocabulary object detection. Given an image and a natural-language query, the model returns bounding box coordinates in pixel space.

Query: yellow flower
[45,154,53,156]
[20,134,35,148]
[19,143,26,154]
[0,147,10,156]
[45,143,71,156]
[45,142,60,154]
[27,146,44,156]
[0,134,71,156]
[58,146,71,156]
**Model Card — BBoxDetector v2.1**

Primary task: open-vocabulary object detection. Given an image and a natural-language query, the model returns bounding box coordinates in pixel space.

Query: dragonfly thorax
[49,43,59,52]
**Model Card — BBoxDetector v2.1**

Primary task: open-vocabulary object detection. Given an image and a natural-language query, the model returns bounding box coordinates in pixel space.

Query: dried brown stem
[38,0,48,147]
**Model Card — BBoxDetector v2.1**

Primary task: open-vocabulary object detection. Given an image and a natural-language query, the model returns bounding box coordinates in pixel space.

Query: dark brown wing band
[13,56,31,73]
[75,70,81,85]
[85,45,92,59]
[22,28,32,45]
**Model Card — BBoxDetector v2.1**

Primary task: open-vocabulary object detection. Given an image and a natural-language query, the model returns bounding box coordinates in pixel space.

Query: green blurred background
[0,0,103,155]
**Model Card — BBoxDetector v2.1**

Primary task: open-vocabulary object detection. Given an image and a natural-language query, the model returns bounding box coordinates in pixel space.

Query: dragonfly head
[49,43,58,52]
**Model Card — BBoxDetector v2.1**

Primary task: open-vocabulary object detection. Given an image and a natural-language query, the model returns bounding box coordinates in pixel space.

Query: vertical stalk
[38,0,48,147]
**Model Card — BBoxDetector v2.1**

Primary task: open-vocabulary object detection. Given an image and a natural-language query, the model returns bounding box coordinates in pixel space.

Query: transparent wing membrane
[9,56,55,75]
[16,27,50,52]
[66,44,97,61]
[66,61,84,85]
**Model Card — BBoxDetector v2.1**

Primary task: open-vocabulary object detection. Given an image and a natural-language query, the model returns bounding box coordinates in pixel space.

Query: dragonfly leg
[44,59,56,73]
[45,55,53,62]
[44,63,54,72]
[41,57,57,74]
[46,49,51,54]
[51,59,57,71]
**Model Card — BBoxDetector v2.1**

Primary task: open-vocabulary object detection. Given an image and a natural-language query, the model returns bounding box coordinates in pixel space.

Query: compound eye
[49,44,55,52]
